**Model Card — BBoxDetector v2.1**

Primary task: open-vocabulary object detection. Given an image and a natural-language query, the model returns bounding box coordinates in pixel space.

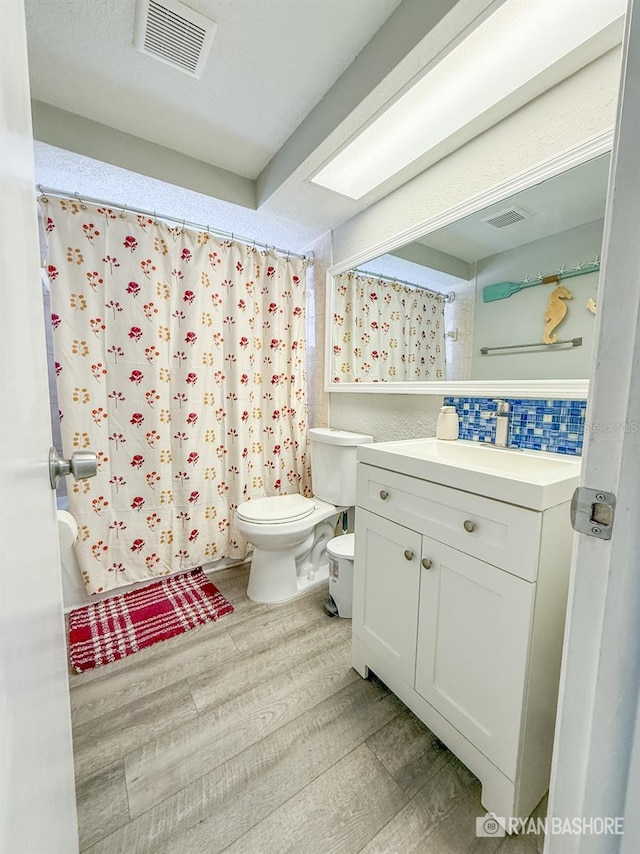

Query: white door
[0,1,79,852]
[546,0,640,850]
[353,509,421,685]
[415,537,534,779]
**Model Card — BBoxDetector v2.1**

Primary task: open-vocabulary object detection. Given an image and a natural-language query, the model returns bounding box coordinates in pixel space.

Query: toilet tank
[309,428,374,506]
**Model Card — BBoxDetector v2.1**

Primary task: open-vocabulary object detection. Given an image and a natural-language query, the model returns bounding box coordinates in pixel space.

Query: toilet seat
[236,494,316,525]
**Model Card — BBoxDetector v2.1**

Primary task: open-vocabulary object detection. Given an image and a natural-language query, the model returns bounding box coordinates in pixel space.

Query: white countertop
[357,438,582,510]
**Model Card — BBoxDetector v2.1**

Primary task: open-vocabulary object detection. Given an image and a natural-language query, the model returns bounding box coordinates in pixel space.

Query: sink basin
[357,438,581,509]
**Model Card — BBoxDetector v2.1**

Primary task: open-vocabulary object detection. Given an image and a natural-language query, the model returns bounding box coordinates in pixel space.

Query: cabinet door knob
[379,489,389,500]
[463,519,477,533]
[404,549,414,561]
[421,558,432,570]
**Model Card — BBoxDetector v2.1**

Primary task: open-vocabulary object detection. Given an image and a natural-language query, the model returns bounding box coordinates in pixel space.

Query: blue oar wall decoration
[482,260,600,303]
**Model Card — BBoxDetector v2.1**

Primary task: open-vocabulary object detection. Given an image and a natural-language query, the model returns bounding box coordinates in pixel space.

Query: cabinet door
[353,509,421,686]
[416,537,535,779]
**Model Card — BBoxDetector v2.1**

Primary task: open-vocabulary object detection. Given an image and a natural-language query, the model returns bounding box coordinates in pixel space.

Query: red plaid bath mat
[68,568,234,672]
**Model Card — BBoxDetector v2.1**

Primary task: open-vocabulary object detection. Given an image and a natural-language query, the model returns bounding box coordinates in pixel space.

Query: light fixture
[311,0,626,200]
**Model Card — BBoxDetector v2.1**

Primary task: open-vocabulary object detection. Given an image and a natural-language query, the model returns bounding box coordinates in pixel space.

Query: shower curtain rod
[36,185,313,263]
[351,267,455,302]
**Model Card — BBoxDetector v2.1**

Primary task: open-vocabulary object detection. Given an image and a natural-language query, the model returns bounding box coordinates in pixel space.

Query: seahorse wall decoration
[543,285,573,344]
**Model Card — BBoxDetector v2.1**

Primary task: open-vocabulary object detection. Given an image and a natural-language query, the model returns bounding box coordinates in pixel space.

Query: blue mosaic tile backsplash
[444,397,586,456]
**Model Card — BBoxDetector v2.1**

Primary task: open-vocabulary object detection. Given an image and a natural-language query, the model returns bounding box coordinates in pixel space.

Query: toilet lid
[236,494,316,524]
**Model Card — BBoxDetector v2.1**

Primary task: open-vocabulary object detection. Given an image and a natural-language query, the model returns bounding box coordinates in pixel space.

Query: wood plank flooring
[70,564,546,853]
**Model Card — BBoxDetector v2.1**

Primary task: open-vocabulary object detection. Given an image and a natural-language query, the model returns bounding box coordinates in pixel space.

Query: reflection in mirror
[329,152,610,385]
[331,273,451,382]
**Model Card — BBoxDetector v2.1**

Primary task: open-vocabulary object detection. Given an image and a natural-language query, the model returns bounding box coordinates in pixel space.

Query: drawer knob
[379,490,389,500]
[421,558,432,570]
[463,519,477,533]
[404,550,414,561]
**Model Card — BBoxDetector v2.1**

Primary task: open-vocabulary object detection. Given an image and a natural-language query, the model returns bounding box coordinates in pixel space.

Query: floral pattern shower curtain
[331,273,446,382]
[41,198,310,595]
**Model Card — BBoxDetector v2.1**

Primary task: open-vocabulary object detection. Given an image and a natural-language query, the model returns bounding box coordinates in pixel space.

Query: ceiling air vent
[134,0,217,78]
[481,207,529,230]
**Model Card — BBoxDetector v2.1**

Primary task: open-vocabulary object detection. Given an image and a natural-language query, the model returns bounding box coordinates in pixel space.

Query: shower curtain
[331,272,446,382]
[41,197,310,594]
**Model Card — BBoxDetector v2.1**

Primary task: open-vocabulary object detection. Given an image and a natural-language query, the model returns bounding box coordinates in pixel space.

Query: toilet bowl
[236,428,373,605]
[237,494,339,603]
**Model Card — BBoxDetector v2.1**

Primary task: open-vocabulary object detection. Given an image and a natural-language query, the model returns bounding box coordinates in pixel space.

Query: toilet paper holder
[49,447,98,489]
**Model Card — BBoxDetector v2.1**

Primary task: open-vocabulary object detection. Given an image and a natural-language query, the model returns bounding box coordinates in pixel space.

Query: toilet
[236,427,373,604]
[57,507,91,610]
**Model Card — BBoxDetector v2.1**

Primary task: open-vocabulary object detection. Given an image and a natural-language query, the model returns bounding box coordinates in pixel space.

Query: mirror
[327,152,610,391]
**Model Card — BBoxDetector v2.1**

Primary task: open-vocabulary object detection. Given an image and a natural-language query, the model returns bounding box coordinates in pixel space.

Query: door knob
[463,519,477,533]
[421,558,432,570]
[379,490,389,500]
[404,549,414,561]
[49,447,98,489]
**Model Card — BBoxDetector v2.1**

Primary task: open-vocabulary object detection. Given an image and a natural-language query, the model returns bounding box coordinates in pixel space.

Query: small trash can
[325,533,355,618]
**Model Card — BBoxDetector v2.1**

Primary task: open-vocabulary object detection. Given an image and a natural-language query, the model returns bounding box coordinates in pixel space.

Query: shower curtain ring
[119,204,128,219]
[181,219,186,233]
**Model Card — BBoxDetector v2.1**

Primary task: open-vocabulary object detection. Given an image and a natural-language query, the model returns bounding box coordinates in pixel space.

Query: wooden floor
[70,564,546,854]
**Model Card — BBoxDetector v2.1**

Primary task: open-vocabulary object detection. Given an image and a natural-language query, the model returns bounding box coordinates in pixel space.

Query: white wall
[330,393,442,442]
[33,101,255,210]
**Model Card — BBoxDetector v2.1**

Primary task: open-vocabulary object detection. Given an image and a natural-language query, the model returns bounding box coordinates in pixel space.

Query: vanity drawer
[356,463,542,581]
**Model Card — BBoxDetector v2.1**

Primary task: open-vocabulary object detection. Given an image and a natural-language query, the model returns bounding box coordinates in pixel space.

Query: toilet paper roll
[57,510,78,549]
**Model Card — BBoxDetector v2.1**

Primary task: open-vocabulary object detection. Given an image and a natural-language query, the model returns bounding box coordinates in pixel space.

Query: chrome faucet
[492,400,511,447]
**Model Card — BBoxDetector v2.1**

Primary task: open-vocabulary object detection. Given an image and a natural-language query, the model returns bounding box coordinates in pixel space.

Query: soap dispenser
[436,405,459,440]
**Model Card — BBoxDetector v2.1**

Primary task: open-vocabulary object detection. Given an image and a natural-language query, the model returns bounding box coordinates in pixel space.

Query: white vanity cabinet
[352,458,576,820]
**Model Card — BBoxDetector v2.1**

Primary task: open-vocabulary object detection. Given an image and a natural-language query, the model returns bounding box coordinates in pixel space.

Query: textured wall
[330,393,442,442]
[332,49,621,264]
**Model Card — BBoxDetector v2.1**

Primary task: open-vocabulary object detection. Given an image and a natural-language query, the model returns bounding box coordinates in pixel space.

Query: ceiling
[25,0,622,252]
[26,0,404,180]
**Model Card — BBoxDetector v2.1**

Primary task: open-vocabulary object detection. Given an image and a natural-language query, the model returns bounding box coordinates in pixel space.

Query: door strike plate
[570,487,616,540]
